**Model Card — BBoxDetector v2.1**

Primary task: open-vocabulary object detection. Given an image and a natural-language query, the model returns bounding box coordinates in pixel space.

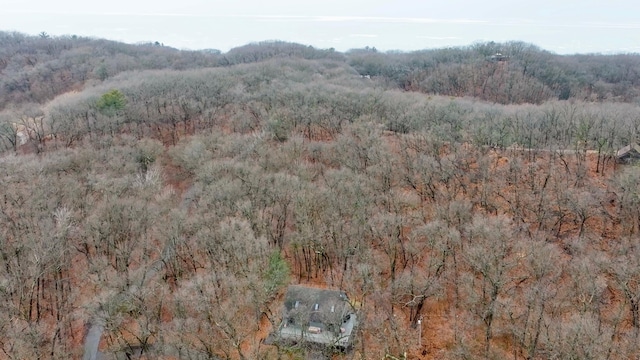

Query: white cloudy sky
[1,0,639,54]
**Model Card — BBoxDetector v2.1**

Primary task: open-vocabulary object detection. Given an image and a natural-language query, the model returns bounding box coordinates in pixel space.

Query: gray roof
[284,285,350,323]
[617,143,640,158]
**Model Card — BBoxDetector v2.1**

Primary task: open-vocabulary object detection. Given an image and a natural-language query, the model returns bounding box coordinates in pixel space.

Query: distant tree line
[2,32,640,112]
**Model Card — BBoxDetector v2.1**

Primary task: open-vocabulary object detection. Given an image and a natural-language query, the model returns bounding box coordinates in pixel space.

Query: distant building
[271,285,358,350]
[616,144,640,164]
[489,53,509,62]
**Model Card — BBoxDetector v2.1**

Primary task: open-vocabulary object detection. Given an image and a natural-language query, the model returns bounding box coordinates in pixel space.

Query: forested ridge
[2,31,640,359]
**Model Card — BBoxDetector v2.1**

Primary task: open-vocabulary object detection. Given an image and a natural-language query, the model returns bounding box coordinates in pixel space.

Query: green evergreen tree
[96,89,126,116]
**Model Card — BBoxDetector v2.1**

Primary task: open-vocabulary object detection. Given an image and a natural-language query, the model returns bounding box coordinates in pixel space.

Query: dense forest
[2,31,640,359]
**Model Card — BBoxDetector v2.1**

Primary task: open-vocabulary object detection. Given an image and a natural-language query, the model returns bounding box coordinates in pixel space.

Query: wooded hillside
[1,32,640,359]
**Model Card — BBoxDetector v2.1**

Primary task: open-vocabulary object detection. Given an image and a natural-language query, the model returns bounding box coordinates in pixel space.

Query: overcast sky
[2,0,639,54]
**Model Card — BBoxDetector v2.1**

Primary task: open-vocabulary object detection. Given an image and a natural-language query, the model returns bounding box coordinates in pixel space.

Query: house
[616,144,640,164]
[489,53,509,62]
[273,285,358,350]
